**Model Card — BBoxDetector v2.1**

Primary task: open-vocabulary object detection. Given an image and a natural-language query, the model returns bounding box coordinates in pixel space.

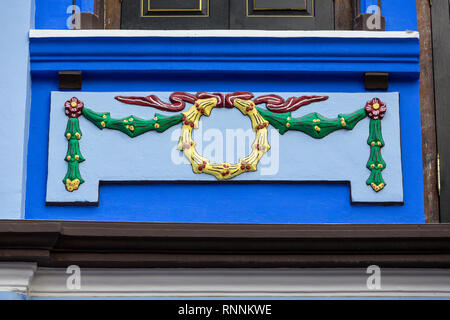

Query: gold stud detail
[154,123,160,129]
[314,125,321,132]
[66,133,71,140]
[370,182,385,192]
[101,121,106,128]
[129,126,134,131]
[75,132,81,140]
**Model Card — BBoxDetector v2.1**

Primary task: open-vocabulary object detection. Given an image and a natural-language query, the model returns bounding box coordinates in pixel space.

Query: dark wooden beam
[334,0,353,30]
[432,0,450,222]
[417,0,439,223]
[351,0,360,18]
[1,220,450,268]
[105,0,122,29]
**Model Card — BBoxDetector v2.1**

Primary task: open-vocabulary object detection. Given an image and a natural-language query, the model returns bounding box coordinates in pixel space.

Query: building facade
[0,0,449,299]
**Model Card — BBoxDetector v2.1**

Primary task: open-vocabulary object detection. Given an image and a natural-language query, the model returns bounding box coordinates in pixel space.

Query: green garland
[258,106,387,192]
[63,118,85,192]
[62,105,183,192]
[82,107,184,137]
[366,119,386,191]
[257,107,367,138]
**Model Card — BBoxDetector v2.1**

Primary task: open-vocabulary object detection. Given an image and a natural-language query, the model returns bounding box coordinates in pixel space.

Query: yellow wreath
[177,97,271,180]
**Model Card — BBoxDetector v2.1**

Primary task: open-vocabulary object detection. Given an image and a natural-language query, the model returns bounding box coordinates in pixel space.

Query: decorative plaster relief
[48,92,402,205]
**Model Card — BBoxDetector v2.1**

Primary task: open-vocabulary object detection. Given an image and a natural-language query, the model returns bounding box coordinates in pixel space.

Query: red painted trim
[114,92,197,112]
[115,92,329,113]
[254,95,329,113]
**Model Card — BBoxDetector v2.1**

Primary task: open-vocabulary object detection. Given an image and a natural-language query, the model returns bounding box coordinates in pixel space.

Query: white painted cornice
[29,268,450,298]
[0,263,37,293]
[29,29,419,39]
[0,265,447,298]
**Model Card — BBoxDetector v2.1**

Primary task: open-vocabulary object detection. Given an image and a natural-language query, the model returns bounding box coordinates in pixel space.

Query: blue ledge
[29,30,420,75]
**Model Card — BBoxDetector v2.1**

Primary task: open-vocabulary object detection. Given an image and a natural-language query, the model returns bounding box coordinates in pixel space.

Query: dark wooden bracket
[59,71,82,90]
[365,72,389,91]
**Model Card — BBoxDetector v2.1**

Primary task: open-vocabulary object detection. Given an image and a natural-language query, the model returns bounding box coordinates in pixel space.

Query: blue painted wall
[35,0,72,29]
[0,291,27,300]
[381,0,417,31]
[0,0,34,219]
[360,0,379,13]
[35,0,94,29]
[25,71,424,223]
[25,0,424,223]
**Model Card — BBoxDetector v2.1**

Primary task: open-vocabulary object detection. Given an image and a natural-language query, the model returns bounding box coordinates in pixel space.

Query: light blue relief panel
[46,91,403,205]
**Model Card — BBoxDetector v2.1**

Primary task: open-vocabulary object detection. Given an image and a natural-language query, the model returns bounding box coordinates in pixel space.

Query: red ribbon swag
[115,92,329,113]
